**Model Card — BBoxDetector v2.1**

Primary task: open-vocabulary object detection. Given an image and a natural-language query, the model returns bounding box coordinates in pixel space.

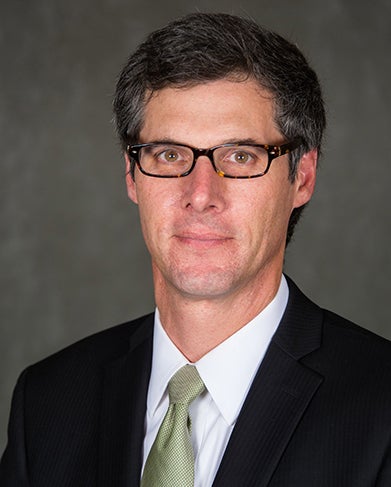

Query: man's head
[113,14,323,304]
[113,13,325,244]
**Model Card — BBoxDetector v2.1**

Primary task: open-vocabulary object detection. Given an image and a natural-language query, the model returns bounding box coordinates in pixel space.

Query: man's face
[126,79,316,302]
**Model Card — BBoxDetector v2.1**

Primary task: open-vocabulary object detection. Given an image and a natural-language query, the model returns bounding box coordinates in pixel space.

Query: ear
[292,149,318,209]
[124,152,139,204]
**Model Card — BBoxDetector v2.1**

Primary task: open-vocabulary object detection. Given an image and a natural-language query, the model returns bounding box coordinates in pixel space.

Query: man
[1,12,390,487]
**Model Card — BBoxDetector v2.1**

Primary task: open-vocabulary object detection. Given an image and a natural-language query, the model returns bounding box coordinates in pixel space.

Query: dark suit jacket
[1,277,391,486]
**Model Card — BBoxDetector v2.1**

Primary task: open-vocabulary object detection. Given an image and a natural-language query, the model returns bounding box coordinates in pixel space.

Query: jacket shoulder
[24,313,154,387]
[321,308,391,368]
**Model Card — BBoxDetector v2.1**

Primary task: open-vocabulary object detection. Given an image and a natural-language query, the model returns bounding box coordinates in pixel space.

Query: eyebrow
[139,137,270,147]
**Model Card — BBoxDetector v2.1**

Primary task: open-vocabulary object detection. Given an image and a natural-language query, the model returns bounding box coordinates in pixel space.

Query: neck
[154,271,282,362]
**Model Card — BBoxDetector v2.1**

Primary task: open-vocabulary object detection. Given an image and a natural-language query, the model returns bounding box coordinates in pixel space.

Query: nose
[181,155,226,213]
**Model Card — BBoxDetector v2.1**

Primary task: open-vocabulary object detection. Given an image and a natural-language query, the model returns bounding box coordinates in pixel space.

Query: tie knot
[168,365,205,406]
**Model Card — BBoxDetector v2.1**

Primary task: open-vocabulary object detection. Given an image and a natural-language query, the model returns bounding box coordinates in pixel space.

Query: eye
[222,148,256,165]
[151,145,190,164]
[160,148,180,162]
[231,150,252,164]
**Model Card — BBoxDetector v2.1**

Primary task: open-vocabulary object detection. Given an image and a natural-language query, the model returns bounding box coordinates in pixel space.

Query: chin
[169,266,239,299]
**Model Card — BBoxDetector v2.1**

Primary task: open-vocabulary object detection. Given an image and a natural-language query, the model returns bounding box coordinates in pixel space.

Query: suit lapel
[98,315,154,487]
[213,278,325,487]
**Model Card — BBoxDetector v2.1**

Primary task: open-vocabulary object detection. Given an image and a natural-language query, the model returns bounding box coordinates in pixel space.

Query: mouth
[174,231,232,249]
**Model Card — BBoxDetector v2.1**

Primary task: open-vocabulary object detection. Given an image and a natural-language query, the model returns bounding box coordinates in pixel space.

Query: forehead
[140,79,282,146]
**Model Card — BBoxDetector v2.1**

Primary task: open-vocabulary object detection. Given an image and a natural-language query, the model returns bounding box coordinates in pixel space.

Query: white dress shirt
[142,275,289,487]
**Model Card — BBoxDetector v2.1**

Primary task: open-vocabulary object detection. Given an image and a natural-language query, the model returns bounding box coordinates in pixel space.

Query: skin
[125,79,317,361]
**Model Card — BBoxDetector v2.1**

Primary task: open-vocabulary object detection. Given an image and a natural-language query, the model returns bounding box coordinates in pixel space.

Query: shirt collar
[147,275,289,425]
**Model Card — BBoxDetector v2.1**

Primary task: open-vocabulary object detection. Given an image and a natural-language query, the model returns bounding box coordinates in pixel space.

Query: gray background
[1,0,390,453]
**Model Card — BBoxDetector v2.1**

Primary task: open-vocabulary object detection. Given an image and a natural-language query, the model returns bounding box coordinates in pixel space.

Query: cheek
[136,184,177,241]
[244,180,295,238]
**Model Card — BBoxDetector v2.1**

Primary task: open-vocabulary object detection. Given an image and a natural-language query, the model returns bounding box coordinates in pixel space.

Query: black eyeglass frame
[126,139,303,179]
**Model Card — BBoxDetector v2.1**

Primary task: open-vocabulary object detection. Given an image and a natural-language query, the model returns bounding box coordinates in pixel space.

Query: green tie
[141,365,205,487]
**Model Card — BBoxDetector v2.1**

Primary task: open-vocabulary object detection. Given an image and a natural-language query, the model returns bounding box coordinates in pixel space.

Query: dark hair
[113,12,326,244]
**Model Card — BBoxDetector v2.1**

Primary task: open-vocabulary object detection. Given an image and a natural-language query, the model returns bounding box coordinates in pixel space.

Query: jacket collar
[213,277,324,486]
[98,314,154,487]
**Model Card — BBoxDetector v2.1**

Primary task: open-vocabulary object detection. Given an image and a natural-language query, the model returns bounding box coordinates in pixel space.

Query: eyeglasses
[126,139,302,179]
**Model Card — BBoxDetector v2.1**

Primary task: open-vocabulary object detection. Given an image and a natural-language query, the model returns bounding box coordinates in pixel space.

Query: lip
[174,231,232,249]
